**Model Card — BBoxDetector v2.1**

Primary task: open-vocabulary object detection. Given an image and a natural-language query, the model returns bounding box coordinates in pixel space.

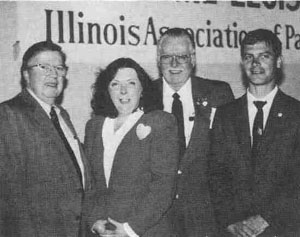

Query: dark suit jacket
[83,110,179,237]
[153,76,234,237]
[0,89,91,237]
[209,90,300,236]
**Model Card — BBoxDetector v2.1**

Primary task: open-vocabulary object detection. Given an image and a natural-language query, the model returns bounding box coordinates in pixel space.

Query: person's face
[158,36,195,91]
[108,67,143,117]
[23,50,67,105]
[241,41,281,90]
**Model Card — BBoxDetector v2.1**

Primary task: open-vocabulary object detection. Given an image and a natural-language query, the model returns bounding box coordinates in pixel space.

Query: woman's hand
[91,219,113,236]
[107,217,129,237]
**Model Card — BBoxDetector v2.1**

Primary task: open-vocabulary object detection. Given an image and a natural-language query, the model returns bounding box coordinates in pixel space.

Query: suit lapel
[59,107,78,138]
[21,90,87,188]
[92,119,107,189]
[60,108,93,190]
[191,76,212,119]
[108,115,144,188]
[108,131,133,189]
[157,77,212,165]
[183,77,211,164]
[233,95,252,159]
[20,90,64,144]
[256,90,287,162]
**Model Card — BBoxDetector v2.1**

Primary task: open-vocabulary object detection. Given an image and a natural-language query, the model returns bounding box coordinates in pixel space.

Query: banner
[1,1,300,138]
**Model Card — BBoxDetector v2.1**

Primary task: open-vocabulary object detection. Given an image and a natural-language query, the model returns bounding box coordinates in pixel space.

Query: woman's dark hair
[91,57,162,117]
[20,41,66,88]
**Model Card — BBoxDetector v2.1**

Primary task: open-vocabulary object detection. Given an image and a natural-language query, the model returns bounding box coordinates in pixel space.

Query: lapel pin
[195,97,208,106]
[196,97,208,107]
[136,123,151,140]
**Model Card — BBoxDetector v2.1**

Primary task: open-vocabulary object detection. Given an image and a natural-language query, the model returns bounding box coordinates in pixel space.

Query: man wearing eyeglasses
[153,27,234,237]
[0,41,91,236]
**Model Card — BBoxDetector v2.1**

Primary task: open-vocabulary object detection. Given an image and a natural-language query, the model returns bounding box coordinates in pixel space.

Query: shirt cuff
[123,223,139,237]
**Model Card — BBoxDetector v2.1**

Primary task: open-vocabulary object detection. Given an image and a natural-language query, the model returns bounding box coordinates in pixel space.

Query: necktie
[50,107,83,186]
[252,101,267,169]
[172,93,186,157]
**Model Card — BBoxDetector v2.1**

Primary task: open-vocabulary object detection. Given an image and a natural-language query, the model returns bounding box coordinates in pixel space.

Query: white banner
[1,1,300,138]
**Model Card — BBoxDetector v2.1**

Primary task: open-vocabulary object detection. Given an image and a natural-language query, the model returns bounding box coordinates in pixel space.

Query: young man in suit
[153,27,234,237]
[0,41,91,236]
[209,29,300,237]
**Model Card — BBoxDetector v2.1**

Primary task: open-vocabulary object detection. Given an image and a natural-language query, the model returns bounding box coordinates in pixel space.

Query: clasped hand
[92,217,129,237]
[227,215,269,237]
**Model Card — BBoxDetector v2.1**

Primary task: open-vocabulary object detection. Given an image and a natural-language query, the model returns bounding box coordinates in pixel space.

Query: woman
[83,58,179,237]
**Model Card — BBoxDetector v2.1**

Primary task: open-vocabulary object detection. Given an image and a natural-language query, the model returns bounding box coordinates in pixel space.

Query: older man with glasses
[153,27,234,237]
[0,41,91,236]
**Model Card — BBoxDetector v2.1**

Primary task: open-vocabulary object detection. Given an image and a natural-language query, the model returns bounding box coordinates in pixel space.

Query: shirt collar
[162,77,192,98]
[247,86,278,105]
[26,88,58,117]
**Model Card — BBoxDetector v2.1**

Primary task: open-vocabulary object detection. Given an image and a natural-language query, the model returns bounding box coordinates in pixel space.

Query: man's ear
[276,56,282,68]
[191,53,196,68]
[157,54,162,68]
[22,70,30,85]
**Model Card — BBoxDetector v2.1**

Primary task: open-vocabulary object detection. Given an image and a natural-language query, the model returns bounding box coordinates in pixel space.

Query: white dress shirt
[102,109,144,237]
[162,77,195,146]
[102,109,143,187]
[247,86,278,144]
[27,89,85,187]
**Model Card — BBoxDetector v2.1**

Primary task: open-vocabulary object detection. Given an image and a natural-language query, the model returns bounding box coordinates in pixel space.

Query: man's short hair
[20,41,66,88]
[240,29,282,58]
[157,27,195,58]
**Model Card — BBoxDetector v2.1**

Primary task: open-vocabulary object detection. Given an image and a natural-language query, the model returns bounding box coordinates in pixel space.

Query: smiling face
[242,41,281,93]
[158,36,195,91]
[23,50,66,105]
[108,67,143,117]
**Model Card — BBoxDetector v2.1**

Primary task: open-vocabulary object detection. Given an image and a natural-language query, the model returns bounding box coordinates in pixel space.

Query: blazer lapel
[183,77,211,164]
[59,107,78,138]
[233,95,252,160]
[256,90,287,162]
[60,108,93,190]
[20,90,63,143]
[19,90,84,184]
[21,90,88,188]
[108,116,143,188]
[92,119,107,189]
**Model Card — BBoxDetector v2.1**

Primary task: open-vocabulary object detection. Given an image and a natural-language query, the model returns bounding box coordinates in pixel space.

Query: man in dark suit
[0,41,91,236]
[209,29,300,237]
[153,27,234,237]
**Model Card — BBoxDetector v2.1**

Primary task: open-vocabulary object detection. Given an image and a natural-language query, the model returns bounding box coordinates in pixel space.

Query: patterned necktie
[252,101,267,169]
[172,93,186,157]
[50,107,83,186]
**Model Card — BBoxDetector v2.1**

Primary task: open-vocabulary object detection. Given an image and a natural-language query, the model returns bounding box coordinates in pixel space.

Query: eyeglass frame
[26,63,68,76]
[159,53,195,64]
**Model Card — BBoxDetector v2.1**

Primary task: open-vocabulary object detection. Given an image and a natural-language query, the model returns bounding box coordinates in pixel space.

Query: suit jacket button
[175,194,179,199]
[177,170,182,175]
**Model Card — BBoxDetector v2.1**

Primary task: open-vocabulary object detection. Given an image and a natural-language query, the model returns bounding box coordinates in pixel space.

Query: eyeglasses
[160,54,193,64]
[27,63,68,76]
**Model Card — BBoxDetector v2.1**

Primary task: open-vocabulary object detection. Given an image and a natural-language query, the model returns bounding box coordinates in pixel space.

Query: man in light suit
[0,41,91,237]
[209,29,300,237]
[153,27,234,237]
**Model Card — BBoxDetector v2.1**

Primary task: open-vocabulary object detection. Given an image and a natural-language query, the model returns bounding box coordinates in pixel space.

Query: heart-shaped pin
[136,123,151,140]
